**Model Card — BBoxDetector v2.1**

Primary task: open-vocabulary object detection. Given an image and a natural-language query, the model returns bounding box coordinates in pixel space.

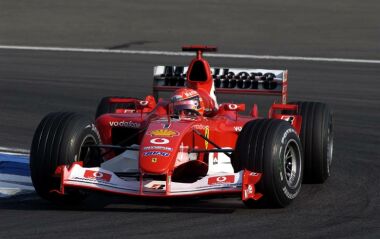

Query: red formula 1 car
[30,46,333,207]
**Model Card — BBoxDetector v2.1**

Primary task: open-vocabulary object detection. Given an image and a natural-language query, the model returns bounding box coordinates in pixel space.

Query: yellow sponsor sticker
[204,126,210,149]
[149,129,179,137]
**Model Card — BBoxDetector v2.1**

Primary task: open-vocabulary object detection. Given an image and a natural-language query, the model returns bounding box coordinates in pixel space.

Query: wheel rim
[283,139,301,188]
[326,116,334,174]
[78,135,98,166]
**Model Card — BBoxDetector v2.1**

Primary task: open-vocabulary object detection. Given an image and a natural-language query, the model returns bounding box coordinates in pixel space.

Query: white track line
[0,146,29,155]
[0,45,379,64]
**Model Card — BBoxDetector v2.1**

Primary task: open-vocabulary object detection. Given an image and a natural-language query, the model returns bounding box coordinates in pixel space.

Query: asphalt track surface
[0,1,380,238]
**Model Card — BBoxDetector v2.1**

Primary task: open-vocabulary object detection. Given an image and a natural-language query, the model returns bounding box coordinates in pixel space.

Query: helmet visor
[171,96,201,115]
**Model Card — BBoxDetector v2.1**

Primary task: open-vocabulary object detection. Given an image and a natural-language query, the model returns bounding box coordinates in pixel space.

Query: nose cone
[139,121,193,174]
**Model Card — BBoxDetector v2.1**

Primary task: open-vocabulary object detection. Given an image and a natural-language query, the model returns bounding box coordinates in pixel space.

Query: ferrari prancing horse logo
[151,158,158,163]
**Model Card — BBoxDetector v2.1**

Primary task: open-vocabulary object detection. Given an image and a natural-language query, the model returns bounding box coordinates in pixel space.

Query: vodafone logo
[216,176,228,182]
[208,175,235,185]
[93,172,104,178]
[83,170,111,182]
[228,104,238,110]
[150,138,169,145]
[234,126,242,132]
[109,121,141,128]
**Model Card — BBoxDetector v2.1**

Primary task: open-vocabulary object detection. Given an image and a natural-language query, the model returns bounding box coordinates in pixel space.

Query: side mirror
[223,103,245,112]
[136,95,157,111]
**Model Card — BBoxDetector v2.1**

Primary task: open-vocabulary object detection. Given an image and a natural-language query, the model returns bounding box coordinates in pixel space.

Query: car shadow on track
[0,192,284,214]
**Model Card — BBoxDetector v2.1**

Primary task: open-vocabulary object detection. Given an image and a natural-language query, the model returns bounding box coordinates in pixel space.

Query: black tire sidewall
[60,118,101,166]
[266,126,303,205]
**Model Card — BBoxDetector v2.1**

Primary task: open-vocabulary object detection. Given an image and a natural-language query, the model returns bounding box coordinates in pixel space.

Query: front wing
[53,162,263,200]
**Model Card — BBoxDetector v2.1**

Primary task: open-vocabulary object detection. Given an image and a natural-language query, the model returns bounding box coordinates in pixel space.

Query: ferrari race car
[30,46,333,207]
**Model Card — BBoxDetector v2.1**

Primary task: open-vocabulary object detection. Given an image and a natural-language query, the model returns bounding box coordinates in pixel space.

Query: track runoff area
[0,44,379,198]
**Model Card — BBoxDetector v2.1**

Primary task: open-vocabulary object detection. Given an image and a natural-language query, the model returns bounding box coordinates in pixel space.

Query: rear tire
[288,102,333,183]
[30,112,102,202]
[95,96,137,119]
[233,119,303,207]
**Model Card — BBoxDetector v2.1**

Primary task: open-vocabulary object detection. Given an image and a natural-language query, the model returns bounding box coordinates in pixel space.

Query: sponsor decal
[151,184,165,190]
[228,104,238,110]
[193,124,207,130]
[145,181,165,190]
[234,126,242,132]
[143,146,173,151]
[282,186,299,199]
[213,153,219,165]
[281,128,296,144]
[149,129,179,137]
[150,138,169,145]
[208,175,235,185]
[83,170,112,182]
[281,115,295,124]
[115,109,135,114]
[204,126,210,149]
[151,158,158,163]
[109,121,141,128]
[160,67,281,87]
[144,151,170,157]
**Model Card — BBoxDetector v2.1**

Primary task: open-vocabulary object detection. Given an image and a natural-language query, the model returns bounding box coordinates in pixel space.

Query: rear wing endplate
[153,66,288,104]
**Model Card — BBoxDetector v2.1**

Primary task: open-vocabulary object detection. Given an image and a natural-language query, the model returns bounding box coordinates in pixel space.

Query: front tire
[30,112,102,202]
[233,119,303,207]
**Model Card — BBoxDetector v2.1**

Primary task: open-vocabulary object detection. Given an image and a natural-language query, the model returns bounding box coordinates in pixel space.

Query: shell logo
[149,129,179,137]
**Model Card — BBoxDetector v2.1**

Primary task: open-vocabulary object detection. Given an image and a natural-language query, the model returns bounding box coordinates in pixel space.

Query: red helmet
[170,88,205,116]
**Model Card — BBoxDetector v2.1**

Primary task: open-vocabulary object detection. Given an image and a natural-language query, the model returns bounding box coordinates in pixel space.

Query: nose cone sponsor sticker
[143,151,170,157]
[149,129,179,137]
[150,138,170,144]
[143,146,173,151]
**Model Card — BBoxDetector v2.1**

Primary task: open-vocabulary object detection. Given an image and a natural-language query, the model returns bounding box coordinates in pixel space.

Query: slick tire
[95,96,137,119]
[30,112,102,202]
[233,119,303,207]
[287,102,333,183]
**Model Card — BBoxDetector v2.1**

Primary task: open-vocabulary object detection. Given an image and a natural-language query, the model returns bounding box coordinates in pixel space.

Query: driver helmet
[170,88,205,116]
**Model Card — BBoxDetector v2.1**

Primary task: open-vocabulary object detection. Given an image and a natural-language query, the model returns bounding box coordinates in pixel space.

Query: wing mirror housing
[223,103,246,112]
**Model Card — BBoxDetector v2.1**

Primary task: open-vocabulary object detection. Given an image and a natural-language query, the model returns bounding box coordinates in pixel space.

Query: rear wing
[153,66,288,104]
